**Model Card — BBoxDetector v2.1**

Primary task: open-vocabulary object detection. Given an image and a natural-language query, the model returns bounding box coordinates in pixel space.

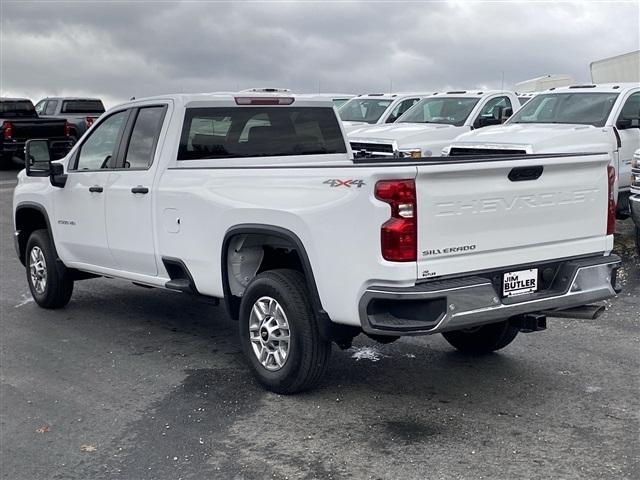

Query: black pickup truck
[1,98,72,167]
[35,97,105,141]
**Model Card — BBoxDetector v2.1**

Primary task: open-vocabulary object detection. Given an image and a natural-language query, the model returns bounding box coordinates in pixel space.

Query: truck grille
[449,147,527,156]
[350,142,394,156]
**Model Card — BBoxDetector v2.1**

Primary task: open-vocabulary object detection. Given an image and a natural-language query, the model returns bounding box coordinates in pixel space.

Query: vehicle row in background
[1,98,73,168]
[446,83,640,217]
[1,96,105,168]
[35,97,105,141]
[337,92,433,132]
[347,90,520,158]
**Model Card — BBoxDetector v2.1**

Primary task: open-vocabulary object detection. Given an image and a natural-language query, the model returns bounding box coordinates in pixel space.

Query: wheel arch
[221,224,326,323]
[14,202,55,265]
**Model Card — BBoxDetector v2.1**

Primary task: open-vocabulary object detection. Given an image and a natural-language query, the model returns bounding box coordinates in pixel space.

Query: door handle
[508,166,544,182]
[89,185,103,193]
[131,186,149,194]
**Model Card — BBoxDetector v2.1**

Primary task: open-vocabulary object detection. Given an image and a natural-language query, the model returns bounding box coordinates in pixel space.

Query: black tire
[239,269,331,394]
[442,320,518,353]
[25,229,73,309]
[635,226,640,256]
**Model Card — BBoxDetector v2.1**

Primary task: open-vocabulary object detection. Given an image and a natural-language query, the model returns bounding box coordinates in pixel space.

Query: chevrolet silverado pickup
[347,90,521,158]
[338,93,431,132]
[13,92,621,393]
[445,83,640,216]
[1,98,72,167]
[35,97,105,141]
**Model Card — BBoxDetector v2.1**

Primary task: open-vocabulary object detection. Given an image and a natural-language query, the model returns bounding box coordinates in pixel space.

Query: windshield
[338,98,392,123]
[62,100,105,114]
[0,100,37,117]
[508,92,619,127]
[397,97,480,126]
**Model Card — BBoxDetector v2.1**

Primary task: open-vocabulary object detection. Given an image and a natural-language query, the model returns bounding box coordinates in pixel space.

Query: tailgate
[11,119,66,140]
[415,153,611,280]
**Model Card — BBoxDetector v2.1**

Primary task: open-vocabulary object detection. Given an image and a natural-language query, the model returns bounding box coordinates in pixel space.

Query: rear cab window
[0,100,38,118]
[178,107,346,160]
[61,100,106,114]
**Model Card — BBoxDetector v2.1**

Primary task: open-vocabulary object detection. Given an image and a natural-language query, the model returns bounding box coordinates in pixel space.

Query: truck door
[52,109,130,267]
[614,91,640,192]
[104,104,169,276]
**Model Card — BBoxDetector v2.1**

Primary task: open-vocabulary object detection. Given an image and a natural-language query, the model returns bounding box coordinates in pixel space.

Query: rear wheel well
[15,207,49,265]
[224,232,303,319]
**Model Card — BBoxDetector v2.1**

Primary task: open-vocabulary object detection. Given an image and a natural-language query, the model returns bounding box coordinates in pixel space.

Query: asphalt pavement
[1,166,638,480]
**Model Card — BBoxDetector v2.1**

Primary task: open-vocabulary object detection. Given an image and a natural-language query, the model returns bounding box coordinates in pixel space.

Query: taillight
[85,117,95,128]
[64,121,72,137]
[607,164,616,235]
[3,121,12,139]
[375,179,417,262]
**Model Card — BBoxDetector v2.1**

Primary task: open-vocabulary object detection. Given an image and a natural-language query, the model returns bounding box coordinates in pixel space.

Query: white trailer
[515,74,575,93]
[591,51,640,83]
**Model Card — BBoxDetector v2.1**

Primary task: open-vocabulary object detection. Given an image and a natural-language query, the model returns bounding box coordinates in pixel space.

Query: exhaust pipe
[540,304,605,320]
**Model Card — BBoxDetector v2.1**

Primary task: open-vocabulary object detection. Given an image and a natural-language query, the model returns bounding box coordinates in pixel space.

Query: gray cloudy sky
[1,0,639,108]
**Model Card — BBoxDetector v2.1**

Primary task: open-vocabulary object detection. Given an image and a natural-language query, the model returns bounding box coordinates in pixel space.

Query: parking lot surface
[1,167,638,480]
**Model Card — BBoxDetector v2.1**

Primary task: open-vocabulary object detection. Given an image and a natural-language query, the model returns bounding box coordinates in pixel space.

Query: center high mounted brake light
[234,97,295,105]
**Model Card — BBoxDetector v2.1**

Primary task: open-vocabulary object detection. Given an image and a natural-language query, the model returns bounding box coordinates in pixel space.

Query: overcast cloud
[1,0,639,108]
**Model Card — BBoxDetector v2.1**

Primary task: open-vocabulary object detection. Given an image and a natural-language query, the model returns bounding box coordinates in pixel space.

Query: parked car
[338,93,431,132]
[1,98,72,167]
[14,92,620,393]
[630,148,640,253]
[445,83,640,216]
[348,90,520,158]
[35,97,105,141]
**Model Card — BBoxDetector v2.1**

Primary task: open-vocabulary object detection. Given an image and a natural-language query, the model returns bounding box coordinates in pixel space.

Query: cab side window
[75,110,128,170]
[122,106,167,169]
[44,100,58,116]
[475,96,512,127]
[386,98,419,123]
[617,92,640,128]
[34,101,46,115]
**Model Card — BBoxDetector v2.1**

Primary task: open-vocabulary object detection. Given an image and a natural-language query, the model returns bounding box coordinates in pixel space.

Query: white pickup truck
[445,84,640,216]
[347,90,521,158]
[338,93,430,132]
[14,92,621,394]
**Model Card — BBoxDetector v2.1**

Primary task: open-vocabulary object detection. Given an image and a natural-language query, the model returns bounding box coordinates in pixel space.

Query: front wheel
[442,320,518,353]
[25,229,74,308]
[239,269,331,394]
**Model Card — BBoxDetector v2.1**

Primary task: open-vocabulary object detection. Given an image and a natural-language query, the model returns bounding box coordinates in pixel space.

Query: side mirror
[492,105,505,121]
[24,139,70,187]
[502,107,513,121]
[617,117,640,129]
[25,139,51,177]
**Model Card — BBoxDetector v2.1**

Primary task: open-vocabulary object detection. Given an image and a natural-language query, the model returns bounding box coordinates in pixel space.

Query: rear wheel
[442,320,518,353]
[239,269,331,394]
[25,229,74,309]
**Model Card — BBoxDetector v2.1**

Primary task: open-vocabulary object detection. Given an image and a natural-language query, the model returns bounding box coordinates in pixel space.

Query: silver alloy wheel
[248,296,291,371]
[29,246,47,294]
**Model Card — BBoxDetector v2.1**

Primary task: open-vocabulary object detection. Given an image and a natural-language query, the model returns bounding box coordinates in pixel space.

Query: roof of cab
[542,82,640,93]
[111,92,338,110]
[430,89,513,97]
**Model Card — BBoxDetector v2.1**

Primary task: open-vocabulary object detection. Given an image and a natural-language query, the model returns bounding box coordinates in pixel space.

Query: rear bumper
[359,255,621,336]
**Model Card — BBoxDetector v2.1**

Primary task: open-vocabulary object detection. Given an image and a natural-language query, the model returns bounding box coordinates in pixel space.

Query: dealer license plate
[503,268,538,297]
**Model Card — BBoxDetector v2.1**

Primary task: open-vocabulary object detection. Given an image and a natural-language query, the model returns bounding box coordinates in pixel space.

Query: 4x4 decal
[323,179,366,188]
